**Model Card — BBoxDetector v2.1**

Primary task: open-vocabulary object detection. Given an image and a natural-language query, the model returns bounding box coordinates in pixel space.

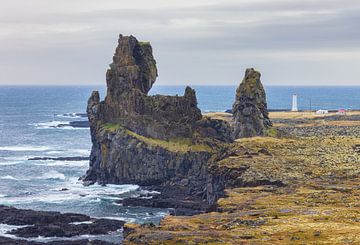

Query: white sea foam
[56,113,84,119]
[0,224,29,238]
[0,161,20,166]
[0,145,50,152]
[70,221,93,225]
[69,149,91,155]
[34,160,88,167]
[0,175,17,180]
[0,176,139,206]
[0,156,29,166]
[31,121,88,130]
[0,192,81,205]
[97,216,130,222]
[38,171,66,180]
[31,121,70,129]
[45,150,64,155]
[0,194,6,198]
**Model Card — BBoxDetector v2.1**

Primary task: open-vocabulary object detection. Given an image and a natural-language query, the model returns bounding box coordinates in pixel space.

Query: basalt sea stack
[232,68,272,138]
[83,35,231,204]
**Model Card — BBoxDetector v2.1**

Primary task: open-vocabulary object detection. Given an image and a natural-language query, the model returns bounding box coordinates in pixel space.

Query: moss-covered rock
[233,68,272,138]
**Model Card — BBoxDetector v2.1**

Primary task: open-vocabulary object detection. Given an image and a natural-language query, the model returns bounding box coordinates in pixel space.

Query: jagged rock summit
[232,68,272,138]
[87,34,230,141]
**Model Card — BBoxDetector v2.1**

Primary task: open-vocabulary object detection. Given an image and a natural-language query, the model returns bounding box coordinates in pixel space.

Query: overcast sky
[0,0,359,86]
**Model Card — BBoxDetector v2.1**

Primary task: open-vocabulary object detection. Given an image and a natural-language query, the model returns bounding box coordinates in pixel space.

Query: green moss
[138,41,150,46]
[102,123,213,153]
[126,130,213,153]
[103,123,123,132]
[265,127,278,137]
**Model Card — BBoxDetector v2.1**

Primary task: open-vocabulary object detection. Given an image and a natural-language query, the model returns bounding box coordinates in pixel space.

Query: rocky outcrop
[233,68,272,138]
[83,34,232,205]
[83,35,275,213]
[87,35,220,141]
[0,205,123,244]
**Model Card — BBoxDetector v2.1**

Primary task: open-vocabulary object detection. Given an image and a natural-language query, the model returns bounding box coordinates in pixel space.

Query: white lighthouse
[291,94,298,112]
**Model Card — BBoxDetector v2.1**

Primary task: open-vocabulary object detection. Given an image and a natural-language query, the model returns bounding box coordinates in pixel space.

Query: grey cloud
[0,0,359,85]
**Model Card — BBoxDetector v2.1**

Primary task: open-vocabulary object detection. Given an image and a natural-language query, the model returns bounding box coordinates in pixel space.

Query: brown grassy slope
[124,113,360,245]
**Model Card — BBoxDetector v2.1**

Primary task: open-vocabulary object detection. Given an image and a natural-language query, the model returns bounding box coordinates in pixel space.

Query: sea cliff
[83,34,271,212]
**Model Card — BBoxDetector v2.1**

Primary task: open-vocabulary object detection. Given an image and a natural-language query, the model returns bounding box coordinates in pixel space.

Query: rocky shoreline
[0,205,124,244]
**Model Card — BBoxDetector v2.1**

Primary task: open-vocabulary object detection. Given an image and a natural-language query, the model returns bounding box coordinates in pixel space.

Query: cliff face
[84,35,231,204]
[232,68,272,138]
[84,34,273,208]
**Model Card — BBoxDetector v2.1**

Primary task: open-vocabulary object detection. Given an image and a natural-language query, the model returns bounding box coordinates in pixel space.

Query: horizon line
[0,84,359,87]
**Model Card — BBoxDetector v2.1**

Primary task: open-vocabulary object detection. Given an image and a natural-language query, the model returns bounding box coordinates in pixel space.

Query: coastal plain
[124,111,360,244]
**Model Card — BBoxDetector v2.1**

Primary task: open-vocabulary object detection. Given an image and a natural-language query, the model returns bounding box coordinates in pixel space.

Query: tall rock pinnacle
[232,68,272,138]
[106,35,157,100]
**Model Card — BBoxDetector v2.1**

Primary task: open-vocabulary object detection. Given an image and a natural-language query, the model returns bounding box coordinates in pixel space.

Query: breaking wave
[0,145,50,152]
[38,171,66,180]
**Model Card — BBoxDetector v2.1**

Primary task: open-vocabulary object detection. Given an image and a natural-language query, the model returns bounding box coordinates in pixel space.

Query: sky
[0,0,359,86]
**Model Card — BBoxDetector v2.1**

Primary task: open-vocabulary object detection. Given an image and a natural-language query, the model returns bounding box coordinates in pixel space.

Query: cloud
[0,0,359,85]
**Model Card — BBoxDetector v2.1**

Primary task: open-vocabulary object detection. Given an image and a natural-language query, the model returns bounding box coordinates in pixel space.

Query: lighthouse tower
[291,94,298,112]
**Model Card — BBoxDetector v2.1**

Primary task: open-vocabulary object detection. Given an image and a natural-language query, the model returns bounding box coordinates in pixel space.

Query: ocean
[0,85,359,242]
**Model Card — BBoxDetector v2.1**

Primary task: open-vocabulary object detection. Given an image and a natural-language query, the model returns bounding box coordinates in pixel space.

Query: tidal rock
[0,205,123,244]
[56,121,89,128]
[232,68,272,138]
[119,185,211,216]
[0,236,115,245]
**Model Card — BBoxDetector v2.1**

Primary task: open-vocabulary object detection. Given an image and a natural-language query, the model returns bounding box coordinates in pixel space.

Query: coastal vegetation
[124,112,360,244]
[102,123,214,153]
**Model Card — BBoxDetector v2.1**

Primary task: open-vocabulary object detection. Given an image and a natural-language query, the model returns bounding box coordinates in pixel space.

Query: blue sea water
[0,85,359,242]
[150,85,360,111]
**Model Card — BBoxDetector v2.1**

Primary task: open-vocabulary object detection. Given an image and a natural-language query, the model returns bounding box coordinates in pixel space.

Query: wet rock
[0,206,123,242]
[56,121,89,128]
[0,236,115,245]
[233,68,272,138]
[119,186,210,216]
[9,219,124,238]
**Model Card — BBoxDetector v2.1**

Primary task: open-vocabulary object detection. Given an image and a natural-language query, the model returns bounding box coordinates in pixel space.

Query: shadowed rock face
[84,35,232,203]
[232,68,272,138]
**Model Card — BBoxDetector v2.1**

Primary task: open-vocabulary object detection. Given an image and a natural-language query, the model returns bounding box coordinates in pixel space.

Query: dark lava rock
[9,219,124,238]
[232,68,272,138]
[0,206,124,240]
[56,121,89,128]
[83,34,232,206]
[0,236,115,245]
[0,205,89,226]
[119,186,210,216]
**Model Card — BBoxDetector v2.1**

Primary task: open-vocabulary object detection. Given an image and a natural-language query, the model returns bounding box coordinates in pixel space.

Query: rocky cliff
[83,34,273,210]
[233,68,272,138]
[83,35,232,205]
